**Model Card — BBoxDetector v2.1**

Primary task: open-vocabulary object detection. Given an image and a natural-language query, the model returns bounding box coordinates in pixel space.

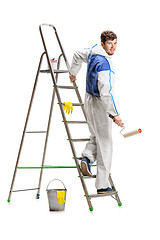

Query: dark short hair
[101,31,117,44]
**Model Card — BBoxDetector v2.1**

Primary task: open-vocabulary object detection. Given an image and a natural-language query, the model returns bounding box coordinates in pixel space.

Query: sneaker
[80,157,92,176]
[97,187,113,194]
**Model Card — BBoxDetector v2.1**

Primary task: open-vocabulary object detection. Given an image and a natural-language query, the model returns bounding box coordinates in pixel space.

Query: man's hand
[113,115,123,126]
[69,73,76,82]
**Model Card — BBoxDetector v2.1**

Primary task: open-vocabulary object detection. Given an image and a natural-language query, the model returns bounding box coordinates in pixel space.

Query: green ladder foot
[89,207,94,211]
[7,199,11,203]
[118,202,122,206]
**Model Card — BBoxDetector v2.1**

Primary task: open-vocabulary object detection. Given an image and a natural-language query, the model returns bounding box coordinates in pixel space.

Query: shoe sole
[80,161,92,176]
[97,190,114,194]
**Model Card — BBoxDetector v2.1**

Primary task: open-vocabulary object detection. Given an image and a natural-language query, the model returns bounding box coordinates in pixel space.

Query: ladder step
[82,175,96,179]
[40,69,68,74]
[73,158,97,165]
[72,103,84,106]
[68,138,90,142]
[63,121,87,124]
[55,85,78,89]
[58,103,84,106]
[88,191,118,198]
[12,188,39,192]
[25,131,47,133]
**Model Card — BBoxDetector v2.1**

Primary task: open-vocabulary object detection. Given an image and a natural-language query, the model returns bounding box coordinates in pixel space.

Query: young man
[69,31,123,194]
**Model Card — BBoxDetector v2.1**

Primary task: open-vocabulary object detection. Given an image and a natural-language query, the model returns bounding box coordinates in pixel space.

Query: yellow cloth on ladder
[57,191,65,205]
[63,102,73,114]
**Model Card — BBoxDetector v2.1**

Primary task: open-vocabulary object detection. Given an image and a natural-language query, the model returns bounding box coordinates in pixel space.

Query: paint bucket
[50,58,57,69]
[46,179,67,211]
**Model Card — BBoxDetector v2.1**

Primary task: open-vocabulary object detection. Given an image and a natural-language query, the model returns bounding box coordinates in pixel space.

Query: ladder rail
[7,52,46,202]
[109,174,121,205]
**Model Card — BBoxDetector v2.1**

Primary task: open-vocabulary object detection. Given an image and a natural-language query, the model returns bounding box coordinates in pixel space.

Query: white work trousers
[82,93,113,189]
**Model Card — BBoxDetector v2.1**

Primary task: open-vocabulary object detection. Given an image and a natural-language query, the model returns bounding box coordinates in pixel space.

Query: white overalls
[70,44,118,189]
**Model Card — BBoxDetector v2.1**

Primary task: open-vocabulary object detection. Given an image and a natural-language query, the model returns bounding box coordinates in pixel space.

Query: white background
[0,0,160,239]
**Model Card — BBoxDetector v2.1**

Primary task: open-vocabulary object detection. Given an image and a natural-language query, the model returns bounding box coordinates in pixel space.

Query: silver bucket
[46,179,67,211]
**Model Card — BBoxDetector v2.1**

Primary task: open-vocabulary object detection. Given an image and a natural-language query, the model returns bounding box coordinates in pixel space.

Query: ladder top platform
[40,69,68,74]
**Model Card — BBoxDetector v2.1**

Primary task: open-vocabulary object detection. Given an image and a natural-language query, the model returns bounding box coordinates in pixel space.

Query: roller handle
[109,114,124,127]
[109,114,115,119]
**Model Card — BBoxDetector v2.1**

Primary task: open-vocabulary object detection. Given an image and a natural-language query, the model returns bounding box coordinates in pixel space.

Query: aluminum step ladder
[7,24,122,211]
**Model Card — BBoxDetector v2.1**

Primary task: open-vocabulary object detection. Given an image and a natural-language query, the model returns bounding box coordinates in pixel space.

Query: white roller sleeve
[122,129,142,138]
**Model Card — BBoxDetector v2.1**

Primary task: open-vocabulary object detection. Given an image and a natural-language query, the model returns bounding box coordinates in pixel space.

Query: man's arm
[97,69,123,126]
[69,49,90,82]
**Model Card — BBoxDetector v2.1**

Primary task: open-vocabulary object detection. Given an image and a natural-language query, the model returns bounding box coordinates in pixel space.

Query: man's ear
[101,42,104,48]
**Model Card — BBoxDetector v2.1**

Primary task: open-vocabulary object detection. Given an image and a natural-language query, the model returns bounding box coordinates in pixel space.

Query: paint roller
[109,114,142,138]
[120,125,142,138]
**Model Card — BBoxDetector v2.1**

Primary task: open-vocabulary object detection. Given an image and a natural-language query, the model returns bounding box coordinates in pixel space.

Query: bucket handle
[46,179,66,191]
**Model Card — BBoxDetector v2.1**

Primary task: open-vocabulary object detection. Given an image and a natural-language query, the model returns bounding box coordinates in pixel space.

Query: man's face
[101,39,117,55]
